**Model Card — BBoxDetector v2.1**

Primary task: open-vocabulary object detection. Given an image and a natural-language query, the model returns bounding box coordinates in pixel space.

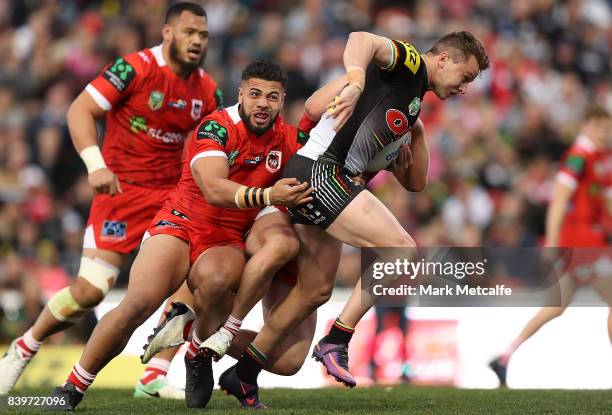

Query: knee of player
[73,256,119,307]
[265,235,300,266]
[71,279,106,308]
[192,272,235,304]
[303,284,333,309]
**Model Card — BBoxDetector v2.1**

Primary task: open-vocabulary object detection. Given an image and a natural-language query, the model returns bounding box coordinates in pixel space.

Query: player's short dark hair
[241,58,288,88]
[429,31,490,72]
[584,105,610,121]
[165,2,207,24]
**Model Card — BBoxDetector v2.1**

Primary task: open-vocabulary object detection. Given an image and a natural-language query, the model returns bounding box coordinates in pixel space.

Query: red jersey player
[0,3,221,399]
[490,106,612,387]
[51,59,314,410]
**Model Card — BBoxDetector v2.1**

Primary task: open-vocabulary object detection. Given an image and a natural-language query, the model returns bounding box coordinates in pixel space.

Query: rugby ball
[365,133,411,172]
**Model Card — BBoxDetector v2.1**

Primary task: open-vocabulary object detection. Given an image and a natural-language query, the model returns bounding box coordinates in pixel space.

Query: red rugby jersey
[556,135,611,245]
[166,104,309,234]
[86,45,222,188]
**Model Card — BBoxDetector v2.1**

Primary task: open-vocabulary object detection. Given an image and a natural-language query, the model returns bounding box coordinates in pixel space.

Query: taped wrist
[235,186,272,208]
[80,146,106,174]
[346,66,366,92]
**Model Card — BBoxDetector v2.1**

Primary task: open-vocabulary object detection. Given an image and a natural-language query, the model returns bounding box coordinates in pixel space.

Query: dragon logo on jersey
[197,120,228,146]
[191,99,203,120]
[266,150,282,173]
[148,91,164,111]
[386,109,409,136]
[408,97,421,116]
[129,116,147,133]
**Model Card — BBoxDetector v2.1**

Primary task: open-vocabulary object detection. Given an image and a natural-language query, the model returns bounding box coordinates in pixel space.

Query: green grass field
[2,386,612,415]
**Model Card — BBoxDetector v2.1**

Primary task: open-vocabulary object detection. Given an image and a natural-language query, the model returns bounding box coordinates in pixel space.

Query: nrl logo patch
[148,91,164,111]
[408,96,421,116]
[266,150,282,173]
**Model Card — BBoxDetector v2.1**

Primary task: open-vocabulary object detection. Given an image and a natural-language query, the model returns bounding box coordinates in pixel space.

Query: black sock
[326,317,355,345]
[236,343,267,384]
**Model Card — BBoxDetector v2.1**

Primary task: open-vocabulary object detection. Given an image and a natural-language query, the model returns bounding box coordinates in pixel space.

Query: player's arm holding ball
[390,118,429,192]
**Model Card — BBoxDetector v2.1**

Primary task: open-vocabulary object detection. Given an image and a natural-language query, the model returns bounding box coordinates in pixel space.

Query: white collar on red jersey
[227,104,241,124]
[576,134,596,152]
[150,44,166,67]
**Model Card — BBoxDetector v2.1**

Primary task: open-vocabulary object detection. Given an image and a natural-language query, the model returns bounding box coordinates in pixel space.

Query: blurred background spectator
[0,0,610,338]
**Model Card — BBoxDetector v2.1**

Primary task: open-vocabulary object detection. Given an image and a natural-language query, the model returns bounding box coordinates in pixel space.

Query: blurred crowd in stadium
[0,0,610,340]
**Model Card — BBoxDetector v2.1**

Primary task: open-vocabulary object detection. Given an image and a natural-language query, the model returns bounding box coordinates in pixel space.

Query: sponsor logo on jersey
[408,97,421,116]
[245,154,264,165]
[197,120,228,146]
[168,99,187,109]
[129,115,147,133]
[138,51,150,63]
[154,219,181,229]
[266,150,282,173]
[191,99,203,120]
[148,91,164,111]
[565,155,585,174]
[228,150,239,166]
[297,130,309,145]
[101,220,127,241]
[170,209,189,220]
[147,128,185,144]
[385,109,409,135]
[397,40,421,74]
[103,57,136,93]
[214,88,224,110]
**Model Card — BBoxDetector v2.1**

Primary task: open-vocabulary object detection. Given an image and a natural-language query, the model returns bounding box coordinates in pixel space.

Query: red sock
[15,329,42,360]
[140,358,170,385]
[185,330,202,360]
[66,363,95,394]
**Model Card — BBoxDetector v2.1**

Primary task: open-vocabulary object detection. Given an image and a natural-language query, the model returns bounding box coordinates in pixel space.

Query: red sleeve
[298,112,317,133]
[556,146,586,189]
[190,116,235,166]
[86,52,145,110]
[200,72,224,116]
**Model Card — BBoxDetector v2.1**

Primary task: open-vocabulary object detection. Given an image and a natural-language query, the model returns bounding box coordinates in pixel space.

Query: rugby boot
[48,382,83,411]
[134,376,184,399]
[312,338,356,388]
[200,329,233,361]
[218,365,267,409]
[0,339,31,395]
[489,357,507,387]
[184,353,214,408]
[141,302,195,364]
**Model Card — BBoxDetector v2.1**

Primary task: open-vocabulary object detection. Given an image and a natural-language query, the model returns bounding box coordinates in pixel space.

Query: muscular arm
[67,90,123,195]
[545,181,574,246]
[304,76,348,121]
[192,157,312,208]
[327,32,395,131]
[343,31,395,72]
[66,91,107,153]
[392,119,429,192]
